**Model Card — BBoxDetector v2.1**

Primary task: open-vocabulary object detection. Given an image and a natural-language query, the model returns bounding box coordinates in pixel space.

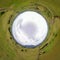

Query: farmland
[0,0,60,60]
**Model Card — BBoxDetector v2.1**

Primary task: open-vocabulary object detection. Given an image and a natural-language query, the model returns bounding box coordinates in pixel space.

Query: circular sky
[12,11,48,48]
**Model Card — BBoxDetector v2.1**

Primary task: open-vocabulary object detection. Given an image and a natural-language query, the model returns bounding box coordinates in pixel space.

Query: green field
[0,0,60,60]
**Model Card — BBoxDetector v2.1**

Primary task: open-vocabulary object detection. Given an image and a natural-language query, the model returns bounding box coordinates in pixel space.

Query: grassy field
[0,0,60,60]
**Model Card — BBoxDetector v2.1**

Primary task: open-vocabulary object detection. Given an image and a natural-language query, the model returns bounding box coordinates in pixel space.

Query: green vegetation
[0,0,60,60]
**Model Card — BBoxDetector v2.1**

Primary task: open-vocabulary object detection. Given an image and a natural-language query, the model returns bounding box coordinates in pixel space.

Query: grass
[0,0,60,60]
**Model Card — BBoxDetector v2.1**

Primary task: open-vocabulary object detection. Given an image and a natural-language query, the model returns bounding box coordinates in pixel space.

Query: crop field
[0,0,60,60]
